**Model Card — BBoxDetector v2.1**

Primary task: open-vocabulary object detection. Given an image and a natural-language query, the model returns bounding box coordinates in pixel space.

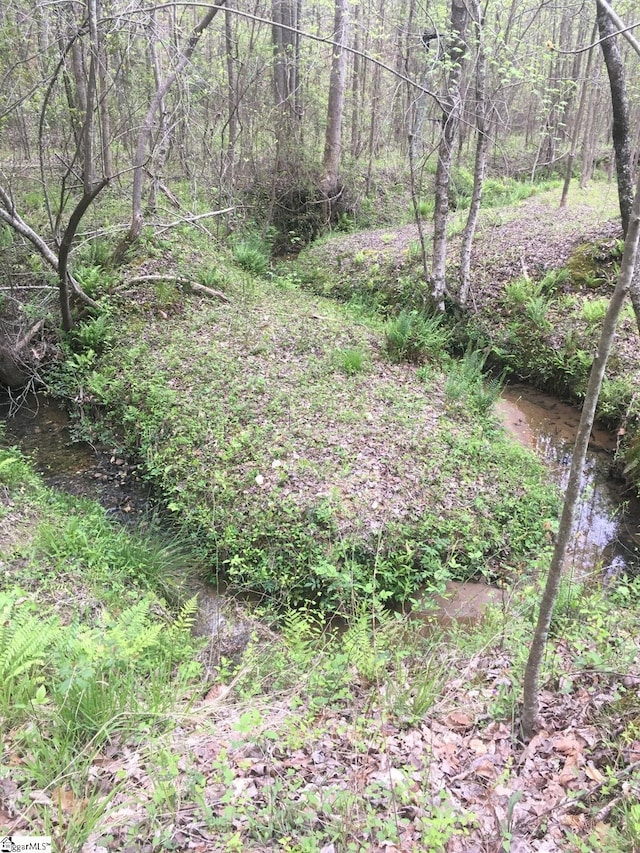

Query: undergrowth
[69,274,559,614]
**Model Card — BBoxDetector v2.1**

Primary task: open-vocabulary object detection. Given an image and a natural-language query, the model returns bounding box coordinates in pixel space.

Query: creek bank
[296,186,640,486]
[1,393,150,524]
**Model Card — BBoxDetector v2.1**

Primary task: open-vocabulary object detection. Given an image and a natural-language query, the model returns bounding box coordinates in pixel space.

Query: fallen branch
[155,207,236,235]
[15,319,45,353]
[127,274,231,303]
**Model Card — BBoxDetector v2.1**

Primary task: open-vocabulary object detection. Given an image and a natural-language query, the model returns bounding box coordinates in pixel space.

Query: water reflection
[498,385,640,575]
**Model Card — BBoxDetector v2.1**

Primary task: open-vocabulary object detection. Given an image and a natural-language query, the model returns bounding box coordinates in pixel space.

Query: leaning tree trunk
[521,172,640,739]
[596,0,634,232]
[431,0,468,311]
[126,2,226,246]
[595,0,640,330]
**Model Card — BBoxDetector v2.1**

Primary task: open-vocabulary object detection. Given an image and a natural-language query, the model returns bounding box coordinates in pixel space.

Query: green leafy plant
[332,346,367,375]
[444,349,503,417]
[72,310,114,352]
[385,310,451,363]
[0,593,59,718]
[540,267,570,293]
[504,277,535,309]
[232,235,271,276]
[525,294,551,330]
[581,296,609,327]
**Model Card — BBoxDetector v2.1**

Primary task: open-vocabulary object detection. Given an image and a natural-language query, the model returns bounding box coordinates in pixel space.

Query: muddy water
[498,384,640,577]
[413,385,640,626]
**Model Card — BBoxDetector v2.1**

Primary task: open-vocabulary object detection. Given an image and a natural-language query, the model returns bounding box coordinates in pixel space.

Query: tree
[431,0,468,311]
[521,170,640,738]
[521,0,640,740]
[320,0,349,211]
[595,0,634,231]
[125,2,227,246]
[458,0,488,307]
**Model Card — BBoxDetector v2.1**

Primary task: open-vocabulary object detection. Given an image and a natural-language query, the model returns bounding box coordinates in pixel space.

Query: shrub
[232,235,271,276]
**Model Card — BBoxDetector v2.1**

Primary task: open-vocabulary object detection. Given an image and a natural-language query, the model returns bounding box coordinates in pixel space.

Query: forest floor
[2,182,640,852]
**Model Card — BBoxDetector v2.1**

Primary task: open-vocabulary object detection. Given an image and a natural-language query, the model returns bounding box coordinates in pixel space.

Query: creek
[498,383,640,579]
[2,385,639,630]
[414,384,640,625]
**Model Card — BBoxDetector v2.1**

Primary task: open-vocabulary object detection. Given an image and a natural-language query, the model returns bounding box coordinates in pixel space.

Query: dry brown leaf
[552,734,584,756]
[584,762,604,783]
[443,710,474,731]
[471,756,499,780]
[469,737,488,755]
[557,756,580,788]
[52,785,87,813]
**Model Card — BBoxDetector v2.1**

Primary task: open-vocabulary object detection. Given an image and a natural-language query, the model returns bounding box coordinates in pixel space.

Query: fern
[342,609,390,681]
[0,594,59,706]
[165,595,199,660]
[282,608,322,667]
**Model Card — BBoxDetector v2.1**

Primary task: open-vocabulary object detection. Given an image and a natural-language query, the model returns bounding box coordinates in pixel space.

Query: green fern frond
[0,594,59,685]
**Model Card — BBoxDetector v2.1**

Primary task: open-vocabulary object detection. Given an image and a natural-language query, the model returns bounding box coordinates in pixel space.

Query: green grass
[0,448,205,849]
[332,346,368,375]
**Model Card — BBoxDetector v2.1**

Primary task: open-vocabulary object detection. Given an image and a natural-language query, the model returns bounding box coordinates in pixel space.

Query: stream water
[498,384,640,579]
[2,385,639,629]
[0,393,151,524]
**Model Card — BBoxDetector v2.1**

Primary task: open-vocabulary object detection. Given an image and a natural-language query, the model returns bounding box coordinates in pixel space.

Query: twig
[15,319,45,352]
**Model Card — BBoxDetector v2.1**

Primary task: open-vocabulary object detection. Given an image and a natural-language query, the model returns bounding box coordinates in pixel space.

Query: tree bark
[596,0,640,328]
[431,0,468,311]
[560,23,597,208]
[459,0,487,307]
[320,0,349,208]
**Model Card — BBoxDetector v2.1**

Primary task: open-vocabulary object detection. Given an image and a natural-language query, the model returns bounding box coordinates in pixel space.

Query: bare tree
[458,0,487,307]
[596,0,634,230]
[560,23,597,208]
[125,2,227,247]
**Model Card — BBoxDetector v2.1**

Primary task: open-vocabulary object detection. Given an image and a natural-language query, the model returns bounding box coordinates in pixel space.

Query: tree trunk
[431,0,468,311]
[320,0,349,209]
[223,7,238,187]
[459,0,487,307]
[560,23,597,207]
[522,169,640,739]
[272,0,300,130]
[596,0,633,233]
[350,0,362,159]
[595,0,640,328]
